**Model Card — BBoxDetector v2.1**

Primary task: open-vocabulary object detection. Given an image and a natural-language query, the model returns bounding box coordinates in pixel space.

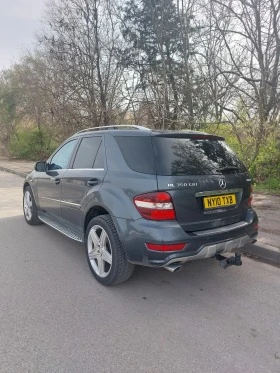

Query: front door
[37,139,78,219]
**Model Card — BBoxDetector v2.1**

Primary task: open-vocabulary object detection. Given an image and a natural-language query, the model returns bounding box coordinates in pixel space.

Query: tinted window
[73,137,102,169]
[115,136,155,174]
[49,139,78,170]
[153,137,247,176]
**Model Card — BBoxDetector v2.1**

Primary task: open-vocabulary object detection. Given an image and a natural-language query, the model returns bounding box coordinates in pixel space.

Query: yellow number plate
[203,194,236,209]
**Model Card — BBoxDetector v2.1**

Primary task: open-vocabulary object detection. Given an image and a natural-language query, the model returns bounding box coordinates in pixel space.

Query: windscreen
[152,137,247,176]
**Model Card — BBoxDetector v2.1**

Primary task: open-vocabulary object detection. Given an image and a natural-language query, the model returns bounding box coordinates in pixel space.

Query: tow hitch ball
[215,253,242,269]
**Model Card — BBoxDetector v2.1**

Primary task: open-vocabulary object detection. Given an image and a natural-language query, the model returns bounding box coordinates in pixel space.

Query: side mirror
[35,161,47,172]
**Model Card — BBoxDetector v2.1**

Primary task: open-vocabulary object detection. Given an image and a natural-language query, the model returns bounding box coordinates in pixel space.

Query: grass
[253,177,280,195]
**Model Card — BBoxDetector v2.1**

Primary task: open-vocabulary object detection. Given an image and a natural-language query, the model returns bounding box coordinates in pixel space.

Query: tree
[0,70,21,154]
[40,0,126,128]
[121,0,202,129]
[207,0,280,161]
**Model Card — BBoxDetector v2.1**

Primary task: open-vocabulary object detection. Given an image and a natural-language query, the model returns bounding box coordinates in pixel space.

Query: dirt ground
[253,194,280,248]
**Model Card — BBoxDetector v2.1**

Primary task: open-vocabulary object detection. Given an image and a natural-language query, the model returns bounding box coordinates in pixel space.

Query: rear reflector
[146,243,186,252]
[133,192,176,220]
[253,222,258,231]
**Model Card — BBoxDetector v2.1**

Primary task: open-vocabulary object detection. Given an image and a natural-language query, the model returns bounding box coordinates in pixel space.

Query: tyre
[85,215,134,285]
[23,186,42,225]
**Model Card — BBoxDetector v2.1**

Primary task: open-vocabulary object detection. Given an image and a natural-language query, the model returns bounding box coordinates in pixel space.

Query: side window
[115,136,155,174]
[72,137,102,169]
[49,139,78,171]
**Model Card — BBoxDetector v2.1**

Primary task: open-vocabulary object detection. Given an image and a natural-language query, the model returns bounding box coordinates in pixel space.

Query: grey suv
[23,125,258,285]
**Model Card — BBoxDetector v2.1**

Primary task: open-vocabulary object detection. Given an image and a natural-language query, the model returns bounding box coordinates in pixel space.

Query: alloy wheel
[24,190,33,221]
[87,225,112,278]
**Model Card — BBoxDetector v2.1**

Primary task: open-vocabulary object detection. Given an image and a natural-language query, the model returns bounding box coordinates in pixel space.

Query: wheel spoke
[99,229,107,248]
[24,206,28,218]
[97,256,105,277]
[27,197,32,207]
[24,194,29,206]
[88,249,98,261]
[102,248,112,265]
[90,230,100,248]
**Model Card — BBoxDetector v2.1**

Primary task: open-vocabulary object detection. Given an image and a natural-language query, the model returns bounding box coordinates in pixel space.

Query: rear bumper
[162,234,253,267]
[113,208,258,267]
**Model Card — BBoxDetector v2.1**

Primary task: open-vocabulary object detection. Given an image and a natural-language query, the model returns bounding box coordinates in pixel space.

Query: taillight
[133,192,176,220]
[146,243,186,252]
[248,185,253,207]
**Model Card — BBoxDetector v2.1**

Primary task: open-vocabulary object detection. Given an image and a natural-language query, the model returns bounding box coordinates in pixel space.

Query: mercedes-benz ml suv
[23,125,258,285]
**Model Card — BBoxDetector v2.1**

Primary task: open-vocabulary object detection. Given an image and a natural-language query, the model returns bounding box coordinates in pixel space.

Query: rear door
[61,135,106,229]
[152,134,251,232]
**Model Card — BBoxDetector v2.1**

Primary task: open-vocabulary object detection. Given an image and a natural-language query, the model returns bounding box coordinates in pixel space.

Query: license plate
[203,194,236,209]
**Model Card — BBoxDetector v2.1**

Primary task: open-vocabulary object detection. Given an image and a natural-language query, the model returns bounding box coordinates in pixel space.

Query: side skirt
[38,212,83,243]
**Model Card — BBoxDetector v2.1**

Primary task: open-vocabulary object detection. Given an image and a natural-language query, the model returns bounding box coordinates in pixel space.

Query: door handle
[87,178,99,186]
[53,177,61,185]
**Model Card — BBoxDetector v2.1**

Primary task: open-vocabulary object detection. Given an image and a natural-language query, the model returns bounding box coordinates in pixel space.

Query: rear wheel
[85,215,134,285]
[23,186,42,225]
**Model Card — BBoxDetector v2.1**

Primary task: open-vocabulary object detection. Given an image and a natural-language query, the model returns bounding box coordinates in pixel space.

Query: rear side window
[115,136,155,174]
[94,143,105,168]
[73,137,102,169]
[153,137,247,176]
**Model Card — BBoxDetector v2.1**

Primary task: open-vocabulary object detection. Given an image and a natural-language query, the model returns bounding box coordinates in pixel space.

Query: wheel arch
[84,205,110,233]
[83,204,129,263]
[23,181,39,207]
[23,181,30,190]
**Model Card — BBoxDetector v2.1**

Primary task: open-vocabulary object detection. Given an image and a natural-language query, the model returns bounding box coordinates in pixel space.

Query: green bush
[9,128,58,160]
[254,177,280,195]
[202,123,280,185]
[252,137,280,181]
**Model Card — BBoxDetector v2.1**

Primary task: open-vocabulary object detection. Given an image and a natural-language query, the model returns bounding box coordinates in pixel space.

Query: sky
[0,0,46,69]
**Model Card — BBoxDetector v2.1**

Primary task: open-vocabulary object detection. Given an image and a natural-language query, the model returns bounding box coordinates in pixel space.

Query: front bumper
[113,208,258,267]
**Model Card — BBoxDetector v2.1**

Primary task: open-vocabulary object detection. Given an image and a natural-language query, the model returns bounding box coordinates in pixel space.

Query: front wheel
[85,215,134,286]
[23,186,42,225]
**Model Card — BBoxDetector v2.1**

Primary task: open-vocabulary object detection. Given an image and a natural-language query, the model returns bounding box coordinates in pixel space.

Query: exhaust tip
[164,263,183,273]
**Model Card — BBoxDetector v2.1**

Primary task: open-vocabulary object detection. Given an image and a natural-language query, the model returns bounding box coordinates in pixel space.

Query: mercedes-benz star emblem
[219,179,226,189]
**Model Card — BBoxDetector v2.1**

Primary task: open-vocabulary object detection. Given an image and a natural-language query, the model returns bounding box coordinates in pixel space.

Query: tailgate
[157,174,251,232]
[152,135,252,232]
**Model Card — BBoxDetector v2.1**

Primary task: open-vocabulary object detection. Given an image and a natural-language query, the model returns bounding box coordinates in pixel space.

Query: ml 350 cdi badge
[23,125,258,285]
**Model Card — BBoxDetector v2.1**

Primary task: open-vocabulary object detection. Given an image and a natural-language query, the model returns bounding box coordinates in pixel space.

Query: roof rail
[76,125,151,134]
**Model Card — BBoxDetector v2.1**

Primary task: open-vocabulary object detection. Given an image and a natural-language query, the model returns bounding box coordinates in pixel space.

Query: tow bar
[216,252,242,269]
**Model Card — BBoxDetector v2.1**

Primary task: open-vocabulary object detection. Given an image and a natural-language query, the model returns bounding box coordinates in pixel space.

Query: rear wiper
[217,166,239,173]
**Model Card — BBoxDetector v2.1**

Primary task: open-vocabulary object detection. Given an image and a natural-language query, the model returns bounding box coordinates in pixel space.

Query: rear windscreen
[153,137,247,176]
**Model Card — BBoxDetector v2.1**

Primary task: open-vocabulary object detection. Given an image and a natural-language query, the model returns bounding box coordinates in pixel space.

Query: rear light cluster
[248,185,253,207]
[133,192,176,221]
[134,192,186,252]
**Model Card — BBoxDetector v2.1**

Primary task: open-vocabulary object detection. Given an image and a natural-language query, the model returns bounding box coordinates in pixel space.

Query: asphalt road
[0,171,279,373]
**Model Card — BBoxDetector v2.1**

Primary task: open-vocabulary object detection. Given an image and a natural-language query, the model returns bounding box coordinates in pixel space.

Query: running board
[38,213,83,242]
